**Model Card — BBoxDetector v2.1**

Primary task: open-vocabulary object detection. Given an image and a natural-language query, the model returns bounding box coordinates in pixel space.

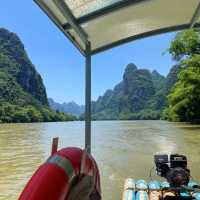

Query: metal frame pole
[85,42,91,154]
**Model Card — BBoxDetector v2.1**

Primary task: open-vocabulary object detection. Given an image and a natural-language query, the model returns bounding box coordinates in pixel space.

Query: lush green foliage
[163,56,200,123]
[0,102,76,123]
[169,29,200,61]
[163,29,200,123]
[0,28,48,105]
[0,28,76,123]
[147,64,181,111]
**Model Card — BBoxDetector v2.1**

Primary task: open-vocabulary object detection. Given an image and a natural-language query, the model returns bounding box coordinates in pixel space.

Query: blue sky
[0,1,177,105]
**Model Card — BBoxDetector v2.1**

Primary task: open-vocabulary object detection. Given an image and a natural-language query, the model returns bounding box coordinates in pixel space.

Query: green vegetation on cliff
[0,28,76,123]
[163,30,200,123]
[91,63,179,120]
[0,28,48,105]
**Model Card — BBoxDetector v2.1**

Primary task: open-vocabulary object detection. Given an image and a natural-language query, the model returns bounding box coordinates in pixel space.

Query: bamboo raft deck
[122,178,200,200]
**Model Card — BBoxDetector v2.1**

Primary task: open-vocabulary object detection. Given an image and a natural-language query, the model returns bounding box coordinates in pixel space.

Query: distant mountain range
[48,98,84,117]
[91,63,180,120]
[50,63,180,120]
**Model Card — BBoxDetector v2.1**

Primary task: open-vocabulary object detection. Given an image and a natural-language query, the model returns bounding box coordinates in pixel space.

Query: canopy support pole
[85,42,91,154]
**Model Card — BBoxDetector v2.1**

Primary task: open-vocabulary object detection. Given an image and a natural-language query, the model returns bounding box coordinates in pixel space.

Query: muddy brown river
[0,120,200,200]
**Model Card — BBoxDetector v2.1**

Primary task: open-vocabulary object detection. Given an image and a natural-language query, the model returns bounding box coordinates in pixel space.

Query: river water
[0,120,200,200]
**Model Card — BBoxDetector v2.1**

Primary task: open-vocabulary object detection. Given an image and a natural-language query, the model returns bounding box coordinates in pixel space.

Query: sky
[0,1,177,105]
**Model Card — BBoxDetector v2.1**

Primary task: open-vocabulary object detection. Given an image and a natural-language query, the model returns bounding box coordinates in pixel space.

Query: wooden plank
[51,137,59,155]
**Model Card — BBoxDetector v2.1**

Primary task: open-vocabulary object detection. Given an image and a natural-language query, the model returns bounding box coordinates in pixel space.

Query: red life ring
[18,147,101,200]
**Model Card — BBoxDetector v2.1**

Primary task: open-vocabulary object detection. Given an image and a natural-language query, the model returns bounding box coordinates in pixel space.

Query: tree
[13,110,30,123]
[163,29,200,123]
[169,29,200,61]
[25,106,43,122]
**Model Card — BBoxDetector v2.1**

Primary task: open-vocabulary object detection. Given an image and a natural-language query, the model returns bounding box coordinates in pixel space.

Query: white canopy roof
[34,0,200,55]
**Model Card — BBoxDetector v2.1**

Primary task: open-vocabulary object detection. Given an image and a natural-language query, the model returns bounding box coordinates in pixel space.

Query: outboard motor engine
[154,154,190,187]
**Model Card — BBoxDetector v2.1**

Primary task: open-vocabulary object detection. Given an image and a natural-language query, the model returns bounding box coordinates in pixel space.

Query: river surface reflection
[0,121,200,199]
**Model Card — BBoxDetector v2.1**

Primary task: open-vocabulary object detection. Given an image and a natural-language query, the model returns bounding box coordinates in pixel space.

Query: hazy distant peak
[48,98,84,117]
[64,101,78,105]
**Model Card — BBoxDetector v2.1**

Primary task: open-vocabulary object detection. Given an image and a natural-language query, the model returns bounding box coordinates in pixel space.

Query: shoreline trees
[163,29,200,123]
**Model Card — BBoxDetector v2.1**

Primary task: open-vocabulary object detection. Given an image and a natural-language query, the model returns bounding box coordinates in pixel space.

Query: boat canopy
[34,0,200,154]
[35,0,200,55]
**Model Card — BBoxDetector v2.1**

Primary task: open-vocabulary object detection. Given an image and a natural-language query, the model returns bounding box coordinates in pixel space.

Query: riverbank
[0,103,76,123]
